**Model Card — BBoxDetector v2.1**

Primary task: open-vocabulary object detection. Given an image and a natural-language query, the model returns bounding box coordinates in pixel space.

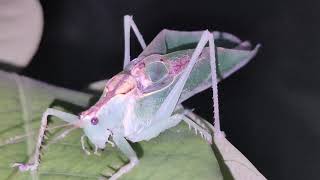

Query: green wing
[139,29,260,103]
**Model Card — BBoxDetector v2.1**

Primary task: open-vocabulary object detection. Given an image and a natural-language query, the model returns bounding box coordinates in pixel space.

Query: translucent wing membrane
[145,61,169,83]
[139,29,253,57]
[139,29,260,103]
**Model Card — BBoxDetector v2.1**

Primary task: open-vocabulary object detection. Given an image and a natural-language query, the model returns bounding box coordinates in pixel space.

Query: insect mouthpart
[79,73,138,124]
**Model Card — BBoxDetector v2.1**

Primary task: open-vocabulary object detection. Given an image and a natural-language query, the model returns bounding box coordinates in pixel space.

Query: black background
[22,0,320,179]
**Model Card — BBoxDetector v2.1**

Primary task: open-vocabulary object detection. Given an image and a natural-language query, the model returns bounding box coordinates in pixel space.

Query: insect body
[13,15,259,180]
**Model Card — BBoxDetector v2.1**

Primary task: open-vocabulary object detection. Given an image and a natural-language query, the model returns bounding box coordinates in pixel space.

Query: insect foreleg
[12,108,79,171]
[108,135,139,180]
[123,15,146,69]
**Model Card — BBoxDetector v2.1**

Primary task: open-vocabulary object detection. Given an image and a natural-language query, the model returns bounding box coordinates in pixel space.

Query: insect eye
[145,61,168,83]
[91,117,99,125]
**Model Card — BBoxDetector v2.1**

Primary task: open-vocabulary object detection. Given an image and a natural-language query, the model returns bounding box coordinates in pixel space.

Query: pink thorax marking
[130,61,152,90]
[81,74,136,117]
[169,56,190,75]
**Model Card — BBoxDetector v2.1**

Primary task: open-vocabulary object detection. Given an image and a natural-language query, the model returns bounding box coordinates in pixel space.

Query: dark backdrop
[22,0,320,179]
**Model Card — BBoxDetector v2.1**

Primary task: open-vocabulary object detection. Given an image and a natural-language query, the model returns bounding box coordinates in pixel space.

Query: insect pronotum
[12,15,259,180]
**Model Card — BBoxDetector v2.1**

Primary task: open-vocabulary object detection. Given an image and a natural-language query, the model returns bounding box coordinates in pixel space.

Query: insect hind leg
[180,112,213,144]
[127,113,183,142]
[183,109,211,131]
[128,107,212,144]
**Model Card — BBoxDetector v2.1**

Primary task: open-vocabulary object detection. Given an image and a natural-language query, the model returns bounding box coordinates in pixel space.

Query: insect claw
[188,124,191,130]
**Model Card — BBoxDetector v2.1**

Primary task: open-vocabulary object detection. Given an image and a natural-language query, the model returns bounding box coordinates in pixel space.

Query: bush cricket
[13,15,259,180]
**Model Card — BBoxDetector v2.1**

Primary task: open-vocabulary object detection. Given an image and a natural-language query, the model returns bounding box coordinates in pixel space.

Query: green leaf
[0,70,223,180]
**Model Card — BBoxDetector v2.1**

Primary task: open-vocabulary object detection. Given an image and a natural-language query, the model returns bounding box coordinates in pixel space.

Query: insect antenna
[0,123,75,147]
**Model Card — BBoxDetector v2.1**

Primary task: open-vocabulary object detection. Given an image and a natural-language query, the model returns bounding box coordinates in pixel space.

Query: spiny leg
[180,33,224,138]
[123,15,146,69]
[180,113,213,144]
[124,110,211,144]
[12,108,79,171]
[183,109,213,134]
[208,33,224,138]
[107,135,139,180]
[150,30,223,139]
[183,109,209,130]
[185,109,227,137]
[154,30,215,122]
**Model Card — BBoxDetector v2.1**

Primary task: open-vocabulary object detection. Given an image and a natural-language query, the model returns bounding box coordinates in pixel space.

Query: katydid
[13,15,260,180]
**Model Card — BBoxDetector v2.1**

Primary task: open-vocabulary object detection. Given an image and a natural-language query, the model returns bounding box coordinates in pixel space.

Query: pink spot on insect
[130,61,152,89]
[18,164,27,171]
[131,62,145,76]
[138,62,145,68]
[169,56,190,74]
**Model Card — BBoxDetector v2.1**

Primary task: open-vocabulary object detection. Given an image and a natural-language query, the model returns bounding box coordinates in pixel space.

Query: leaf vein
[14,74,39,180]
